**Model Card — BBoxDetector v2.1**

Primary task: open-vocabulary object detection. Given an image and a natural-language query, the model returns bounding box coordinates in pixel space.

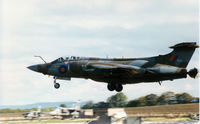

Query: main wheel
[54,83,60,89]
[115,84,123,92]
[107,84,115,91]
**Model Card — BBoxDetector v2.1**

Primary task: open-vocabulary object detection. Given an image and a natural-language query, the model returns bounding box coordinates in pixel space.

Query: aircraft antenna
[34,56,47,63]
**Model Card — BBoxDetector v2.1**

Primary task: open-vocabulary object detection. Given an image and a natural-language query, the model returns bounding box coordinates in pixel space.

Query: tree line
[82,91,199,109]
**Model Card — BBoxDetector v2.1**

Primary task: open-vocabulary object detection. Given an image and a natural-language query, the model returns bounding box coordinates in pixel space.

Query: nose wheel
[53,77,60,89]
[54,82,60,89]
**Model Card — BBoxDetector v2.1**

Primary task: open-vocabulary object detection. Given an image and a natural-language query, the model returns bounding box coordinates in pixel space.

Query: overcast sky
[0,0,199,106]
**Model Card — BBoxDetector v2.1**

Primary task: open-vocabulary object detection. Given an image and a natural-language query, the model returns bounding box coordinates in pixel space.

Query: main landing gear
[107,83,123,92]
[53,77,60,89]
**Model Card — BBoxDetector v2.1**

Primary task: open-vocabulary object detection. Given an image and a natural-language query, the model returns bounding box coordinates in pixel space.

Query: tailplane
[157,42,199,68]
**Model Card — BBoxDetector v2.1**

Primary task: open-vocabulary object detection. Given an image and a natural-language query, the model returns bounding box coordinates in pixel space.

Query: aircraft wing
[84,62,145,77]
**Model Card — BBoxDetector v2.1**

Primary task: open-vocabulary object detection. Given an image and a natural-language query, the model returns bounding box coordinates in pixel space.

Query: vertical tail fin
[158,42,199,68]
[75,101,81,110]
[37,106,41,113]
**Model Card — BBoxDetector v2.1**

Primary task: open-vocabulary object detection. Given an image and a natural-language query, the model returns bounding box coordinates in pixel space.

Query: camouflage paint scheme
[28,42,199,92]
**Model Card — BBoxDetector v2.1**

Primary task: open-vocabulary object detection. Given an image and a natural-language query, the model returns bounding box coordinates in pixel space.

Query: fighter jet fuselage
[28,42,199,92]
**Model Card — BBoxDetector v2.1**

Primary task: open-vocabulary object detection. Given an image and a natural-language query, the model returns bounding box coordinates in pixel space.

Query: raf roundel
[58,65,67,74]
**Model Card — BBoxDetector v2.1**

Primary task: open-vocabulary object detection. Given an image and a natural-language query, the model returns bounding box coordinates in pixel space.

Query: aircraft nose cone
[27,65,38,72]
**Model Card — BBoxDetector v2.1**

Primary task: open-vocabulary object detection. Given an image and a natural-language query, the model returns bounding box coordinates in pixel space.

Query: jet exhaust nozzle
[188,68,198,78]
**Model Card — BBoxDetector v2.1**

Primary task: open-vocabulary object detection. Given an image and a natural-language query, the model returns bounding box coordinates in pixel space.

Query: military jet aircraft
[49,102,81,119]
[28,42,199,92]
[22,106,43,120]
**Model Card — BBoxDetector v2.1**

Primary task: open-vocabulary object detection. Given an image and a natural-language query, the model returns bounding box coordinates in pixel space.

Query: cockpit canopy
[51,56,82,64]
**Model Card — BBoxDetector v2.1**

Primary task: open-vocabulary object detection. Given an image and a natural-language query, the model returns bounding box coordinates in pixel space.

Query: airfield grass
[2,118,97,124]
[142,117,192,122]
[0,113,24,117]
[2,117,194,124]
[111,117,193,122]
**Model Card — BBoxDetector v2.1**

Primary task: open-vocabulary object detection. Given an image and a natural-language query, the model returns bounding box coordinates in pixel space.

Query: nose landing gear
[53,77,60,89]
